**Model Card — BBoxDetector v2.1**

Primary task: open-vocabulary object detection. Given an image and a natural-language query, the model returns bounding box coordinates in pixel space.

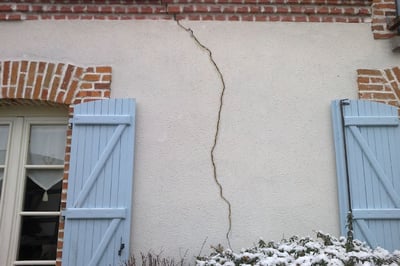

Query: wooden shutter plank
[64,103,89,265]
[113,99,135,263]
[378,123,394,208]
[331,100,350,236]
[94,100,111,264]
[110,100,130,261]
[386,118,400,248]
[91,100,113,253]
[365,124,381,247]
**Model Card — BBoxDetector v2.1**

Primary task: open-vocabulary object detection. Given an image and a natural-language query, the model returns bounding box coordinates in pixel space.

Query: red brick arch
[357,67,400,115]
[0,60,111,105]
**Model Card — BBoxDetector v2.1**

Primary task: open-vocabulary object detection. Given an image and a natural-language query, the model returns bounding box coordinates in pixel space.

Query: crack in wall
[175,18,232,249]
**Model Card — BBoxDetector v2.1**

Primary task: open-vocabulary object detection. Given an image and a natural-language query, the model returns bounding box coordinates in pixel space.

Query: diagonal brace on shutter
[354,219,378,248]
[73,124,127,208]
[348,126,400,207]
[88,218,122,266]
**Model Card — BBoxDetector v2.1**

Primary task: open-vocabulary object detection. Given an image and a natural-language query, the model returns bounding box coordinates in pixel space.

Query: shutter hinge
[340,99,350,106]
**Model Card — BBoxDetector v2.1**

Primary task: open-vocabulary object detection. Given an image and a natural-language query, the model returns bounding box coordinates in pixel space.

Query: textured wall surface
[0,20,399,262]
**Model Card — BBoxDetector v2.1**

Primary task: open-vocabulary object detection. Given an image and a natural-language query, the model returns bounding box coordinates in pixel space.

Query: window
[0,107,67,266]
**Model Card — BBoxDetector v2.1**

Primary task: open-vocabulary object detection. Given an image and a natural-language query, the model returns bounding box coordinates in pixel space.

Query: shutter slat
[353,209,400,219]
[71,115,132,125]
[63,208,127,219]
[344,116,398,126]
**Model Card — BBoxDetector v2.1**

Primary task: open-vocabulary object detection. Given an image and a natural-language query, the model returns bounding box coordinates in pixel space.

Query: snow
[196,232,400,266]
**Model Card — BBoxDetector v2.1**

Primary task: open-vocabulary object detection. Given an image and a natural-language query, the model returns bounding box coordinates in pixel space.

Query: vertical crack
[175,18,232,249]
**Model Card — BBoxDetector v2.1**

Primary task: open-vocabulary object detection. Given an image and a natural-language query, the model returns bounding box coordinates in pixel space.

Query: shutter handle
[118,238,125,256]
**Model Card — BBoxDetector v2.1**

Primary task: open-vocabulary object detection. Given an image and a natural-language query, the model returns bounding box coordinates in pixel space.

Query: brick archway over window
[0,60,111,266]
[357,67,400,114]
[1,60,111,105]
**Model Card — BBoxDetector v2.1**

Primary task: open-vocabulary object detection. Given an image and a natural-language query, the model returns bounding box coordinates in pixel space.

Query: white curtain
[27,170,63,201]
[0,125,66,197]
[28,125,66,200]
[29,125,66,165]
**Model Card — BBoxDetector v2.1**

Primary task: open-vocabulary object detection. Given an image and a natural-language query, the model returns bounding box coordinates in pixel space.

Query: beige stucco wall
[1,20,399,261]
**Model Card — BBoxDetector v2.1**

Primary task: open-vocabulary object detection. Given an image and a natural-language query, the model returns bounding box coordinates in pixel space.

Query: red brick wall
[3,1,400,38]
[0,60,111,266]
[371,0,398,39]
[357,67,400,114]
[0,0,372,23]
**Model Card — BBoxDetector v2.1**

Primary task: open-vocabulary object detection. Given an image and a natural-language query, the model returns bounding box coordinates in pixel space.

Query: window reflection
[0,125,8,165]
[17,216,59,261]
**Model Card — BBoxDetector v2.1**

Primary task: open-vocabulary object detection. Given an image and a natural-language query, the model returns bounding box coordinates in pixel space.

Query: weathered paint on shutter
[62,99,135,266]
[332,100,400,251]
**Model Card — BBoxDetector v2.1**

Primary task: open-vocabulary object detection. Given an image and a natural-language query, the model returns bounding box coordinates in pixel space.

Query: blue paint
[332,100,400,251]
[62,99,136,266]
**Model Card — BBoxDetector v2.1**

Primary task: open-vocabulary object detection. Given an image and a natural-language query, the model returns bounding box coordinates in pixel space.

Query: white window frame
[0,111,67,266]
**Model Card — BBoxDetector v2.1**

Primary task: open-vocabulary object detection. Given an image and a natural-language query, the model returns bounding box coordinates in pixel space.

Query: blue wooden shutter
[62,99,135,265]
[332,100,400,251]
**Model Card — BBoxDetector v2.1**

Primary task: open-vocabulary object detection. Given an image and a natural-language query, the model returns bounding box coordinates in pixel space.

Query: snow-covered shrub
[122,251,187,266]
[196,232,400,266]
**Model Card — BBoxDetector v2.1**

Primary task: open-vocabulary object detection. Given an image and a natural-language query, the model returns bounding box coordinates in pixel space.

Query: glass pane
[0,125,9,164]
[28,125,66,165]
[17,216,59,260]
[23,170,63,211]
